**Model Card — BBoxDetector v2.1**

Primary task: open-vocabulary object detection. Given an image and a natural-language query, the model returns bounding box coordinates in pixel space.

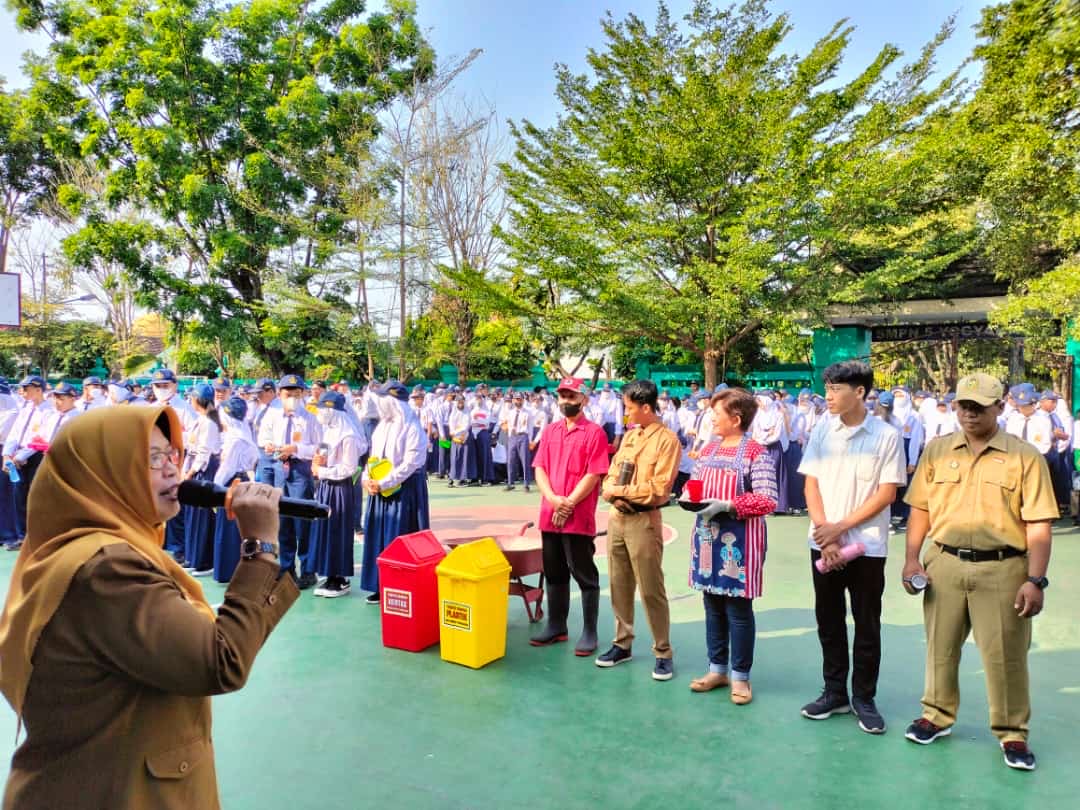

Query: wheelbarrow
[442,522,546,623]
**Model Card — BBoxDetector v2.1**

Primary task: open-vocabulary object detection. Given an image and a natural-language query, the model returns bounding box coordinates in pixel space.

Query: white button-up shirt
[798,413,906,558]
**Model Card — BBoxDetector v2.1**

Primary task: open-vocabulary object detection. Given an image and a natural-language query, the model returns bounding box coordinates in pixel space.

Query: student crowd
[0,363,1073,775]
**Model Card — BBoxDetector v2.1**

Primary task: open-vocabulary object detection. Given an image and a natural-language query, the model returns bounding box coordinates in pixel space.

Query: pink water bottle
[815,542,866,573]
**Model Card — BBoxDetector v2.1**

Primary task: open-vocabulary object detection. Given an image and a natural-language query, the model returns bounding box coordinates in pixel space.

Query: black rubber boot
[530,583,570,646]
[575,588,600,656]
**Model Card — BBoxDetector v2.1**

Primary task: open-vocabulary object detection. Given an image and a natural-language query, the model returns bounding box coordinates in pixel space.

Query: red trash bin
[376,530,447,652]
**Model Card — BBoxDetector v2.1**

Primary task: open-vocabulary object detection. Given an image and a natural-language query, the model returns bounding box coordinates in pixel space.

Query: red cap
[556,377,586,394]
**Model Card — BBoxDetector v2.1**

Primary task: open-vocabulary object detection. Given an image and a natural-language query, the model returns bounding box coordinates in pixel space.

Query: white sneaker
[192,569,213,577]
[314,578,351,598]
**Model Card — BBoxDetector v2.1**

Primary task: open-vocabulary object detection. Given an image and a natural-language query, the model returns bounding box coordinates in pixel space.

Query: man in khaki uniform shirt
[597,380,681,681]
[901,373,1058,771]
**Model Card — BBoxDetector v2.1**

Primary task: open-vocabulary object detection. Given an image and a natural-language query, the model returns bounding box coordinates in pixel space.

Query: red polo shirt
[532,416,611,535]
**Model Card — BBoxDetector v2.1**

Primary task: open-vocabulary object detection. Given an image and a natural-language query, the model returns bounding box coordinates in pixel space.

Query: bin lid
[377,530,446,570]
[436,537,511,581]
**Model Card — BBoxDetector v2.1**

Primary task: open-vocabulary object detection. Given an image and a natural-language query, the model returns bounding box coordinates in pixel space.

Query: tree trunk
[702,345,720,391]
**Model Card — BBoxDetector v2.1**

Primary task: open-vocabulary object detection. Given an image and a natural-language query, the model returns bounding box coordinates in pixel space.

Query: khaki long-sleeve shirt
[603,421,681,508]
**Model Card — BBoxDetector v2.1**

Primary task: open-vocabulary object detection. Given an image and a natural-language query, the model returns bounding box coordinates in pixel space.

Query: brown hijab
[0,405,215,715]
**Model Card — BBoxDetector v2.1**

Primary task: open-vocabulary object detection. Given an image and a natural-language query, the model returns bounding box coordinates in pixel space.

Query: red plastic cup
[684,479,703,502]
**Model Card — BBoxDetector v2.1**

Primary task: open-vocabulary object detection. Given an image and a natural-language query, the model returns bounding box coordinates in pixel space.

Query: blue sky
[1,0,986,129]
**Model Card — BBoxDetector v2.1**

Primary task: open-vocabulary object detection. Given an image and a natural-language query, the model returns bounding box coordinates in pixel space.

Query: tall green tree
[13,0,433,374]
[500,0,970,387]
[0,81,56,275]
[973,0,1080,336]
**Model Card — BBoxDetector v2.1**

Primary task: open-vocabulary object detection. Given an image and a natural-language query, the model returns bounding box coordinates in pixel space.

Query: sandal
[689,672,730,693]
[731,681,753,705]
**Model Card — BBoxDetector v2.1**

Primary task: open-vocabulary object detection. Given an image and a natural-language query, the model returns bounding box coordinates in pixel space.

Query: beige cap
[955,373,1003,406]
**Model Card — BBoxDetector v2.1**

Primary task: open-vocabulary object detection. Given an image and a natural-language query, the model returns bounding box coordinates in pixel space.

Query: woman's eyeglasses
[148,448,181,470]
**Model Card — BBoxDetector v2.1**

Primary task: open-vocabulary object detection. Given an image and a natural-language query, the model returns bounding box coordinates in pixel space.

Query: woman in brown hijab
[0,405,299,809]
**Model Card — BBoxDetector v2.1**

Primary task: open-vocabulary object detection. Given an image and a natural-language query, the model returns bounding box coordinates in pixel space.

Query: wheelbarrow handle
[595,530,608,538]
[518,521,535,535]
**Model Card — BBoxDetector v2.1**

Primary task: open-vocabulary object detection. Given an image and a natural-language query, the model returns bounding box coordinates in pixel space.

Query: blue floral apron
[691,435,758,597]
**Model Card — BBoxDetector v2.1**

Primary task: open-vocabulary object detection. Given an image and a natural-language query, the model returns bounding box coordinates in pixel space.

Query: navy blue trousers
[278,459,315,577]
[507,434,532,486]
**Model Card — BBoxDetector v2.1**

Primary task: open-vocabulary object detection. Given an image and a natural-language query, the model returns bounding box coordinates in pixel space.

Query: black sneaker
[652,658,674,681]
[447,481,455,488]
[852,697,886,734]
[523,485,531,493]
[905,718,952,745]
[296,572,318,590]
[503,485,515,491]
[1001,741,1036,771]
[595,645,632,668]
[365,592,380,605]
[5,540,22,551]
[801,691,851,720]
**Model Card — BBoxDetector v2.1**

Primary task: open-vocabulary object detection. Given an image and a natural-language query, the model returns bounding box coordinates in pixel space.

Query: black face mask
[559,402,582,418]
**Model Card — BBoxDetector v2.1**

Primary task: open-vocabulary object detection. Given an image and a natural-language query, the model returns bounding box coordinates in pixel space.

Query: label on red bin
[383,588,412,618]
[442,600,472,632]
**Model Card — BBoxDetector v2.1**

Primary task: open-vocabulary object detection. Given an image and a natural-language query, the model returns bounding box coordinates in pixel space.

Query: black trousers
[810,550,886,700]
[542,531,600,591]
[14,452,44,539]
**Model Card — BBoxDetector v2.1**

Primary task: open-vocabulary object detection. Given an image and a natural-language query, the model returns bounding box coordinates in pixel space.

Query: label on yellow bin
[442,600,472,632]
[383,588,412,618]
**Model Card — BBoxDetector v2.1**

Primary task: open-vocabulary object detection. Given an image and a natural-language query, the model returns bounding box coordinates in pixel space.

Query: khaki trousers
[607,510,671,658]
[920,543,1031,742]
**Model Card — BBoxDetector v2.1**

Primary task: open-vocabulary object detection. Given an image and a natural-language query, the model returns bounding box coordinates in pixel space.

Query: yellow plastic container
[436,538,512,669]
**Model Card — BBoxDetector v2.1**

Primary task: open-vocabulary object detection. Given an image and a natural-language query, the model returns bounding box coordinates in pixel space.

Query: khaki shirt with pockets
[603,422,681,508]
[904,428,1059,551]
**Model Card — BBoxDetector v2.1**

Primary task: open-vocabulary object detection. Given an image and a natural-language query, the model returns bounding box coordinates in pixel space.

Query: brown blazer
[3,545,299,810]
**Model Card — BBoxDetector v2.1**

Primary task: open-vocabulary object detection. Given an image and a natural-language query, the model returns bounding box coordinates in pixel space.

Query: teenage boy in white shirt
[797,361,906,735]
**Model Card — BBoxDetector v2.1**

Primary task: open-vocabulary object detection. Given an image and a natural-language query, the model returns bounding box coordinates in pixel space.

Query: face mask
[316,409,332,425]
[282,395,299,412]
[560,402,582,418]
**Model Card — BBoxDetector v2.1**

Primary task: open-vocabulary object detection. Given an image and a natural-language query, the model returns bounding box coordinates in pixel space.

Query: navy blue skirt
[213,508,242,583]
[765,443,789,513]
[184,456,219,571]
[450,439,475,481]
[360,469,430,592]
[311,478,356,579]
[785,443,806,511]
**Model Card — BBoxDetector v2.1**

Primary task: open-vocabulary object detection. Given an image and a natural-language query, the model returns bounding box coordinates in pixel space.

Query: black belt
[936,543,1024,562]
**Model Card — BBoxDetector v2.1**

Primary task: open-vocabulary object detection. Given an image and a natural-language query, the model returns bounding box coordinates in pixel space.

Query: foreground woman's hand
[230,482,281,543]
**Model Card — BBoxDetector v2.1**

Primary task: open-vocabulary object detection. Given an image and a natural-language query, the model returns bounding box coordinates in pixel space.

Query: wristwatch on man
[1027,575,1049,590]
[241,538,279,560]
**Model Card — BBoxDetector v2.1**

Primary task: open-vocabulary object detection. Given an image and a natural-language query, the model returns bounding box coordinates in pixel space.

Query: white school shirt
[798,413,906,558]
[3,401,54,459]
[448,407,470,441]
[504,406,533,438]
[364,416,426,490]
[184,415,222,474]
[317,432,363,483]
[257,406,322,460]
[247,398,281,438]
[43,408,79,443]
[214,427,259,486]
[1004,410,1053,454]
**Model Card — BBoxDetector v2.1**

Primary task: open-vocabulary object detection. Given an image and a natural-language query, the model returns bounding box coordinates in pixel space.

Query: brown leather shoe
[731,680,753,705]
[689,672,730,692]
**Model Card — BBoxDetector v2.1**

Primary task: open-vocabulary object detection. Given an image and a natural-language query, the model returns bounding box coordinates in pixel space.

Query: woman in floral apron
[686,389,778,704]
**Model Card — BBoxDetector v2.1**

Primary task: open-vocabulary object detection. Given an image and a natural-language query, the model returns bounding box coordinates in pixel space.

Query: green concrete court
[1,483,1078,809]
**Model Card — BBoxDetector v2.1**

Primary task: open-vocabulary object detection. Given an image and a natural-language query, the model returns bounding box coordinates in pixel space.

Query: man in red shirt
[531,378,612,654]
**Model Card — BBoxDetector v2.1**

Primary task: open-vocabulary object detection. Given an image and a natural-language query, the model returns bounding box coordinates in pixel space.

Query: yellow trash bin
[436,538,512,669]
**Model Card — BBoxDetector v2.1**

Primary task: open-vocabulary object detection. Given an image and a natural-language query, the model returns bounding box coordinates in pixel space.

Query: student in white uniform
[310,391,366,598]
[1004,384,1053,454]
[211,396,259,582]
[181,383,222,576]
[2,376,54,550]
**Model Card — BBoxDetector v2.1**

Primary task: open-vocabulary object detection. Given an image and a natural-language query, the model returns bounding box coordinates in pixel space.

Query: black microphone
[178,480,331,521]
